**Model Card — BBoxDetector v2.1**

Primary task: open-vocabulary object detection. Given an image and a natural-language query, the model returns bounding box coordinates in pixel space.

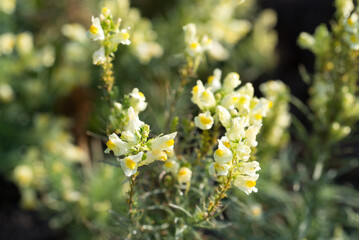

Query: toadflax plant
[87,5,272,238]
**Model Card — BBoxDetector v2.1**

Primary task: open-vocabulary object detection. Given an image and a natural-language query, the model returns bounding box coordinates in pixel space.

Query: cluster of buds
[104,90,177,177]
[191,68,271,194]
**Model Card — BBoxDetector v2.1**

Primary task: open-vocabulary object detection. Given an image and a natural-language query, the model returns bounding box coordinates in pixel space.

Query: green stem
[128,173,138,218]
[193,170,233,224]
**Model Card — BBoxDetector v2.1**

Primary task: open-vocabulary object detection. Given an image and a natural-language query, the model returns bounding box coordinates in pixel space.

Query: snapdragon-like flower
[113,28,131,45]
[178,167,192,184]
[183,23,212,57]
[104,133,130,156]
[149,132,177,153]
[87,16,105,41]
[129,88,147,113]
[120,152,143,177]
[124,107,145,134]
[245,123,262,147]
[226,117,247,141]
[213,140,233,164]
[233,174,259,195]
[238,161,261,177]
[144,132,177,164]
[194,111,214,130]
[216,105,231,129]
[191,80,216,110]
[93,47,106,65]
[163,159,180,174]
[209,162,230,176]
[222,72,241,93]
[206,68,222,91]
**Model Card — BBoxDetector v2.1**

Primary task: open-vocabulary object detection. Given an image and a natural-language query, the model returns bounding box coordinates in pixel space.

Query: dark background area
[1,0,345,239]
[258,0,335,100]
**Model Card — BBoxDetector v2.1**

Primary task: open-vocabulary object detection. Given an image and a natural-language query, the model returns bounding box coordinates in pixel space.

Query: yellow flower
[216,105,231,129]
[245,123,262,147]
[120,152,143,177]
[16,32,33,56]
[129,88,147,113]
[150,132,177,153]
[178,167,192,184]
[214,138,233,164]
[233,174,259,195]
[163,159,179,174]
[113,28,131,45]
[87,16,104,41]
[209,162,229,176]
[92,47,106,65]
[14,165,33,187]
[104,133,130,156]
[223,72,241,93]
[226,117,247,141]
[194,111,214,130]
[206,68,222,91]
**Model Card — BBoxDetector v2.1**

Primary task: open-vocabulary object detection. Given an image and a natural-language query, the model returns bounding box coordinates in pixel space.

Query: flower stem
[193,170,233,224]
[127,173,138,217]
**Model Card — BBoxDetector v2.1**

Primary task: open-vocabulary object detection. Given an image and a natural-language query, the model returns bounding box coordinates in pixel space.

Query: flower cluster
[183,23,212,58]
[191,68,271,194]
[102,0,163,64]
[297,0,359,141]
[87,7,131,66]
[204,0,250,60]
[104,90,177,177]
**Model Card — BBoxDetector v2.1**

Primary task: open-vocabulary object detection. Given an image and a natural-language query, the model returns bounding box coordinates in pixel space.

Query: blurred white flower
[92,47,106,65]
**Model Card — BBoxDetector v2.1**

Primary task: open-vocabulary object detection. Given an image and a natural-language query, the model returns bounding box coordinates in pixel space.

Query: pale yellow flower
[233,174,259,195]
[178,167,192,184]
[87,16,105,41]
[209,162,230,176]
[223,72,241,93]
[163,159,179,174]
[92,47,106,65]
[214,140,233,164]
[104,133,130,156]
[14,165,33,187]
[129,88,147,113]
[194,111,214,130]
[120,152,143,177]
[216,105,231,129]
[206,68,222,91]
